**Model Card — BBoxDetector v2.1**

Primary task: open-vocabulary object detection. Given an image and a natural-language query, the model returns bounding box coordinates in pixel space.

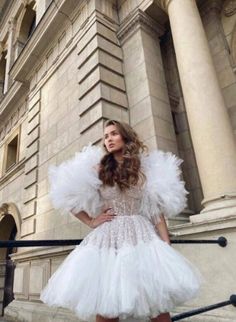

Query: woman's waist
[103,213,151,224]
[102,203,142,217]
[112,212,142,217]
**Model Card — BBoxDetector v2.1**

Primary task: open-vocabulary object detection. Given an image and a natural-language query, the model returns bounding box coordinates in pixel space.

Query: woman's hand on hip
[89,207,116,228]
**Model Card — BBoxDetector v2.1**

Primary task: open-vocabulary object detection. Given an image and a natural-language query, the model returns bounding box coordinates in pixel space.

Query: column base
[190,205,236,224]
[201,193,236,212]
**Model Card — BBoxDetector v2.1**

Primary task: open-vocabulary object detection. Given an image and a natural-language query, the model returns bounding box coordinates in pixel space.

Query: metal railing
[171,294,236,321]
[0,236,227,248]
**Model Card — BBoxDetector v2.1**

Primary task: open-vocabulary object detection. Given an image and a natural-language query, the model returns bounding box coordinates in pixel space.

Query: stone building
[0,0,236,321]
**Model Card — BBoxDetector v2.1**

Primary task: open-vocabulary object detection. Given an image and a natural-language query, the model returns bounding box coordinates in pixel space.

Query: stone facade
[0,0,236,321]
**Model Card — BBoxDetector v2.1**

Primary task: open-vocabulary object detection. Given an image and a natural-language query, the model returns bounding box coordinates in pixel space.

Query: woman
[40,120,201,322]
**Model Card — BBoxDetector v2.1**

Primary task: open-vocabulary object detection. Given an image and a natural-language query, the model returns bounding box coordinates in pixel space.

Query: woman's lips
[109,144,115,148]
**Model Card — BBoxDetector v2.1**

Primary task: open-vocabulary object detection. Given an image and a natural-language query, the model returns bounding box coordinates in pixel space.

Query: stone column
[4,18,15,93]
[157,0,236,221]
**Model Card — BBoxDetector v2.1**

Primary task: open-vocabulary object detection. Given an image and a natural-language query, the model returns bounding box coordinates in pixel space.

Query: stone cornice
[10,0,79,82]
[117,8,165,44]
[10,243,76,261]
[0,81,28,118]
[0,157,26,187]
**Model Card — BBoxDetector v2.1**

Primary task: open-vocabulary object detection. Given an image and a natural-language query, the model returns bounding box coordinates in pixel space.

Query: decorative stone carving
[224,0,236,16]
[117,8,165,43]
[0,203,9,215]
[8,18,16,32]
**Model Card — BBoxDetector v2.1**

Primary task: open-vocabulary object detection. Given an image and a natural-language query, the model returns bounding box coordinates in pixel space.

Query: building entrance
[0,214,17,316]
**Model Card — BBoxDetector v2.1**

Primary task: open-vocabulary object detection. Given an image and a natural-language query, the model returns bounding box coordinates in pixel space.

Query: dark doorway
[3,225,17,314]
[0,215,17,316]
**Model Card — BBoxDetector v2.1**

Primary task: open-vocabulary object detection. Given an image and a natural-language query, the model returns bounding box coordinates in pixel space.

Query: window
[5,135,19,171]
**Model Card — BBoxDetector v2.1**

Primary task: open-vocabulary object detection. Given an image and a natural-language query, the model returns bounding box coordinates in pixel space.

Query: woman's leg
[150,312,172,322]
[96,314,119,322]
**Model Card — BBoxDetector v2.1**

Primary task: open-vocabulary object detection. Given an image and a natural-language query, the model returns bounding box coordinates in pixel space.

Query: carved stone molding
[8,18,16,32]
[0,203,9,215]
[224,0,236,16]
[117,8,165,44]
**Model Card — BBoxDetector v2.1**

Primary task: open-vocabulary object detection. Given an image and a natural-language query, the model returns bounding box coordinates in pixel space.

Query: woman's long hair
[99,120,148,190]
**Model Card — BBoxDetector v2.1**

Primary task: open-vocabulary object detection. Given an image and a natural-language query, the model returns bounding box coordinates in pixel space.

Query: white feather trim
[48,144,103,218]
[140,150,189,224]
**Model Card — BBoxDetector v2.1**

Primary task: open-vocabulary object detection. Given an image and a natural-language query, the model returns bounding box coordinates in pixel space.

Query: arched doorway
[0,204,20,316]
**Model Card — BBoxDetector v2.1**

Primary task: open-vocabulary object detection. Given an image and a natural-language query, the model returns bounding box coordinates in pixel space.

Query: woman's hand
[89,207,116,228]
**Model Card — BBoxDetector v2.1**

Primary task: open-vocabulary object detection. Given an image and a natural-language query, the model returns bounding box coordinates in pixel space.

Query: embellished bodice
[82,184,159,250]
[99,184,143,217]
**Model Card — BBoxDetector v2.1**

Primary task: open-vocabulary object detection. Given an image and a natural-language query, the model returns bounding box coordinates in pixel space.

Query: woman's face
[104,124,125,153]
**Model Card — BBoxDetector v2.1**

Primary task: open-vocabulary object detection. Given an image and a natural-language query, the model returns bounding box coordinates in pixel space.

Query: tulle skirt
[40,215,201,321]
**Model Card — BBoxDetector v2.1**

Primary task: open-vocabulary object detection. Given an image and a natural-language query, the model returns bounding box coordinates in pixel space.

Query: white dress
[40,145,201,321]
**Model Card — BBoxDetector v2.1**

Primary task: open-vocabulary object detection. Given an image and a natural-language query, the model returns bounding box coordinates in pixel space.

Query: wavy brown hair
[99,120,148,190]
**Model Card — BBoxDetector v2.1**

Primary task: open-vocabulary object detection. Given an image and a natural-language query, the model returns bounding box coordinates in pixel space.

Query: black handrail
[0,239,83,248]
[171,294,236,321]
[0,237,227,248]
[171,236,227,247]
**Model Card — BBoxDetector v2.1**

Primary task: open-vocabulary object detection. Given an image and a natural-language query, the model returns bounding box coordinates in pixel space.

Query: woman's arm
[70,208,116,228]
[71,210,94,227]
[155,214,171,245]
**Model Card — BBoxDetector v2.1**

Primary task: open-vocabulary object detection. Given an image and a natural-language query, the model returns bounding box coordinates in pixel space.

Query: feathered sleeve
[48,144,103,218]
[140,150,189,224]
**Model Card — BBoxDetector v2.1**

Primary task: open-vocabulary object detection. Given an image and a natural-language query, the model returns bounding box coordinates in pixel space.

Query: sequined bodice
[99,184,143,216]
[81,184,158,250]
